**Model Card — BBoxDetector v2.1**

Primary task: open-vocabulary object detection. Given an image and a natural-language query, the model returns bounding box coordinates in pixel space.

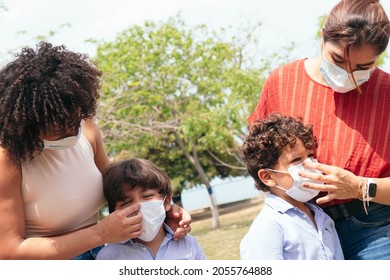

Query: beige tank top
[21,133,105,238]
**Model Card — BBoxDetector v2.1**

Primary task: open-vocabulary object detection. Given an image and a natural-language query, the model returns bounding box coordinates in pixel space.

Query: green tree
[94,16,267,228]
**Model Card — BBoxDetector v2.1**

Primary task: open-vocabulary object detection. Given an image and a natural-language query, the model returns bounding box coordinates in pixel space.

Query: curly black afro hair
[0,41,102,163]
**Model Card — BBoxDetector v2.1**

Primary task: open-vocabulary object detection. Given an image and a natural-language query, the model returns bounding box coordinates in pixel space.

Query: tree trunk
[174,132,221,228]
[206,185,220,229]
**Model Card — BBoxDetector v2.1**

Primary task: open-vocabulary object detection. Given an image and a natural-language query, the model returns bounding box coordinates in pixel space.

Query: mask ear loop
[162,196,170,210]
[266,168,289,174]
[273,185,288,192]
[266,169,289,193]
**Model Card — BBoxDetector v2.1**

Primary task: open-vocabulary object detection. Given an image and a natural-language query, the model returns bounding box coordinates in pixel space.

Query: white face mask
[319,56,373,93]
[268,158,322,202]
[43,121,82,150]
[138,198,166,242]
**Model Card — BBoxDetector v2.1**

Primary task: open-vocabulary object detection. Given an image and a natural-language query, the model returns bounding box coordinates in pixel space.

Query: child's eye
[291,157,302,163]
[121,200,133,207]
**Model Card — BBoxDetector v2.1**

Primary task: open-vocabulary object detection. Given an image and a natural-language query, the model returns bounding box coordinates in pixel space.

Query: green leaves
[94,15,272,192]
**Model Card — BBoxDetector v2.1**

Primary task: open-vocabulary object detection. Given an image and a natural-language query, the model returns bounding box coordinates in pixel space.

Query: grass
[190,194,264,260]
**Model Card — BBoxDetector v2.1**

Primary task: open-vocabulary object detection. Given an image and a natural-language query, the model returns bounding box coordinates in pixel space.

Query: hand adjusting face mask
[268,158,323,202]
[138,197,166,242]
[43,120,83,150]
[319,56,374,93]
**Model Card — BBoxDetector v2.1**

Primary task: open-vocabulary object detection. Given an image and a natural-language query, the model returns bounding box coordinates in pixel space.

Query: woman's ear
[258,169,276,187]
[164,196,172,212]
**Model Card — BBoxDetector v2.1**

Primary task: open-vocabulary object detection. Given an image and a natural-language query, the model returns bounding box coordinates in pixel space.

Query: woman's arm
[300,160,390,205]
[0,139,142,259]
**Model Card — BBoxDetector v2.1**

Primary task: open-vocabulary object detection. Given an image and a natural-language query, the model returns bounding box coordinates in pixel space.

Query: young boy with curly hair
[240,113,344,260]
[96,158,206,260]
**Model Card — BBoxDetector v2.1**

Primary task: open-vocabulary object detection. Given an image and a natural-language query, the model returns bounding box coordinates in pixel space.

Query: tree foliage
[95,16,266,196]
[94,15,276,228]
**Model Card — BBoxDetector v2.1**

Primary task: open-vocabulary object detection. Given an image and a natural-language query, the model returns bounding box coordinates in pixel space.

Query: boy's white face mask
[319,56,373,93]
[43,121,83,150]
[138,197,166,242]
[268,158,323,202]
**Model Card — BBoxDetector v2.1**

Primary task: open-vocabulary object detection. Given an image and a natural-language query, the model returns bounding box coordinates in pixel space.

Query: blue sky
[0,0,389,71]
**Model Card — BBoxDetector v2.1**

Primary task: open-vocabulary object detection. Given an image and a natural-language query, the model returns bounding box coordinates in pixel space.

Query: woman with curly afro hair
[0,42,191,259]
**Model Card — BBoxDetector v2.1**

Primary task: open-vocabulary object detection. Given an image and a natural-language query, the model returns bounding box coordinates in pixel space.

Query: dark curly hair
[241,113,318,192]
[103,158,172,213]
[0,42,102,163]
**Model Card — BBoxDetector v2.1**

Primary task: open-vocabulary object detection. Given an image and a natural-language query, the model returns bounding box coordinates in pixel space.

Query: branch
[207,149,246,170]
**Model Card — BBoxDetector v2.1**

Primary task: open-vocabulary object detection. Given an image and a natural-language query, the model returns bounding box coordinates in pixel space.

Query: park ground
[190,194,264,260]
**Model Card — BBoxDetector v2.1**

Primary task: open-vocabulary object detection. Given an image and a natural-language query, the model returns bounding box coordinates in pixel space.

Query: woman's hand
[97,203,143,243]
[300,160,361,204]
[166,204,192,240]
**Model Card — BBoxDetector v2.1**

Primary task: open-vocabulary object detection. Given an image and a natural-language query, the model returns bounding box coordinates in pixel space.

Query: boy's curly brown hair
[241,113,318,192]
[0,42,102,163]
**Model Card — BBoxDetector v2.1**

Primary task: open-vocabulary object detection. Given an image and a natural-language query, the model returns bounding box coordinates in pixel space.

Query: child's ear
[164,196,172,212]
[258,169,276,187]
